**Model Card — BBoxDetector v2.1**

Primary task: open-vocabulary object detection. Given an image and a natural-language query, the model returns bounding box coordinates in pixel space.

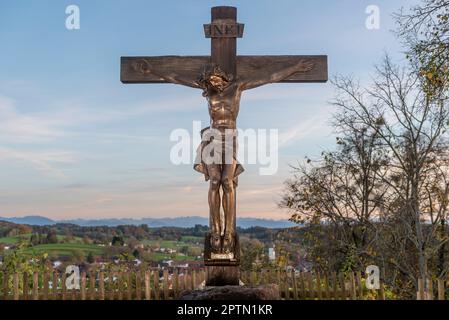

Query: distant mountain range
[0,215,296,229]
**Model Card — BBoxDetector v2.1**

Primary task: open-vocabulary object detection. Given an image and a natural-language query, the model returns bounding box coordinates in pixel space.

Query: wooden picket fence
[242,270,448,300]
[0,269,447,300]
[416,278,448,300]
[0,268,205,300]
[241,270,386,300]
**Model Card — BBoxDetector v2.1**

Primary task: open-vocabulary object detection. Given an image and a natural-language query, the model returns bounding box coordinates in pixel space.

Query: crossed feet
[210,232,235,254]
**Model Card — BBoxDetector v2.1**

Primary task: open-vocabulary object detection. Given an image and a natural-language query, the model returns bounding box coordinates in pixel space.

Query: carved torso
[206,82,242,130]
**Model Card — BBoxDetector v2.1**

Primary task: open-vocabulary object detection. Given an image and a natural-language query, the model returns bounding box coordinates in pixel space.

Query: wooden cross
[120,6,328,286]
[121,6,327,86]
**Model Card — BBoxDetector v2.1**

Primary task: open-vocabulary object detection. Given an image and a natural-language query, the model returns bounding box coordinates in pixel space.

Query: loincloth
[193,127,244,186]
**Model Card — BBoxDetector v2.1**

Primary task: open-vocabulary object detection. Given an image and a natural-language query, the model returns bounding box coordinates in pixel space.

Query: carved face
[208,74,229,92]
[198,64,233,96]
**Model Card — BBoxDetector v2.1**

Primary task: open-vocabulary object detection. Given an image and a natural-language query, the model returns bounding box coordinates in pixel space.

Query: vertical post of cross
[211,6,237,76]
[204,6,244,77]
[202,6,243,287]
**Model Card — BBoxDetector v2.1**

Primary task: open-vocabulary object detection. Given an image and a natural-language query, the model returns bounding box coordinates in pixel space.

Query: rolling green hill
[0,234,83,245]
[0,234,32,245]
[21,243,104,257]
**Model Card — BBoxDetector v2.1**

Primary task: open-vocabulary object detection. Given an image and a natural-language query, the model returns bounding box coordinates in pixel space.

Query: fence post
[154,270,160,300]
[80,272,86,300]
[276,270,282,298]
[184,269,189,291]
[99,272,105,300]
[418,278,425,300]
[13,273,19,300]
[316,272,322,299]
[323,274,330,300]
[339,273,346,300]
[43,273,49,300]
[136,272,142,300]
[332,272,338,300]
[89,271,95,300]
[116,272,123,300]
[62,272,67,300]
[299,273,305,299]
[307,272,314,299]
[437,279,445,301]
[427,278,433,300]
[145,271,151,300]
[23,273,29,300]
[173,269,179,299]
[126,272,132,300]
[52,272,58,300]
[2,273,8,300]
[292,271,298,300]
[32,272,39,300]
[350,272,356,300]
[163,269,169,299]
[284,271,290,300]
[378,279,385,300]
[109,272,115,300]
[356,271,363,299]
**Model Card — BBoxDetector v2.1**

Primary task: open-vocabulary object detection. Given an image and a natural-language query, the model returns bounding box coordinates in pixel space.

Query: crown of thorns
[197,64,233,88]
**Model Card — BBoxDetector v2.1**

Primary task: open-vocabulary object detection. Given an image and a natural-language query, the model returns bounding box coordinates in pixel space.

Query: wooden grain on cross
[121,55,327,84]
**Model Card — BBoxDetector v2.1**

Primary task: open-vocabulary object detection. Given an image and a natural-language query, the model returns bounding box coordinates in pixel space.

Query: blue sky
[0,0,415,220]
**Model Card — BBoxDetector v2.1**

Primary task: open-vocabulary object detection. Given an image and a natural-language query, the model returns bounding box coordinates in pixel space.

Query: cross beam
[121,6,327,85]
[121,55,327,84]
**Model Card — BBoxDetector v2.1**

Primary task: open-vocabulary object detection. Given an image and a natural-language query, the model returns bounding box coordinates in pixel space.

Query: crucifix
[121,6,327,286]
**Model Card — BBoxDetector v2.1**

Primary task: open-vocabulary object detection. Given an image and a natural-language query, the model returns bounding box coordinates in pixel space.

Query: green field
[1,233,203,262]
[180,236,203,243]
[0,236,20,245]
[0,233,32,245]
[141,237,203,247]
[0,234,83,245]
[147,252,199,262]
[140,240,180,248]
[21,243,105,257]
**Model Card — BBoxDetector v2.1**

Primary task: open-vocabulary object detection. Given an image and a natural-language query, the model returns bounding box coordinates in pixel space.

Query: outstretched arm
[239,59,315,91]
[134,59,201,89]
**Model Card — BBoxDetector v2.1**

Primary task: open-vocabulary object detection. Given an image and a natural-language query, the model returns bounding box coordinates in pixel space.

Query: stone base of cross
[203,233,240,285]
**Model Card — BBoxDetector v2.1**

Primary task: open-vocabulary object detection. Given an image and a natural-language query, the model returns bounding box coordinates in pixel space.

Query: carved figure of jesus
[137,59,314,254]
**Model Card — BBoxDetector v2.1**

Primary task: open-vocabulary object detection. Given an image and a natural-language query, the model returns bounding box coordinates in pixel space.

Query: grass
[180,236,203,243]
[0,234,83,245]
[140,240,181,248]
[0,233,32,245]
[0,236,19,245]
[21,243,105,257]
[141,238,203,248]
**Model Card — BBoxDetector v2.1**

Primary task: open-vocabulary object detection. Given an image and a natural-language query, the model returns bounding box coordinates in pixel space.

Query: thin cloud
[0,146,79,178]
[279,112,331,147]
[0,95,63,143]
